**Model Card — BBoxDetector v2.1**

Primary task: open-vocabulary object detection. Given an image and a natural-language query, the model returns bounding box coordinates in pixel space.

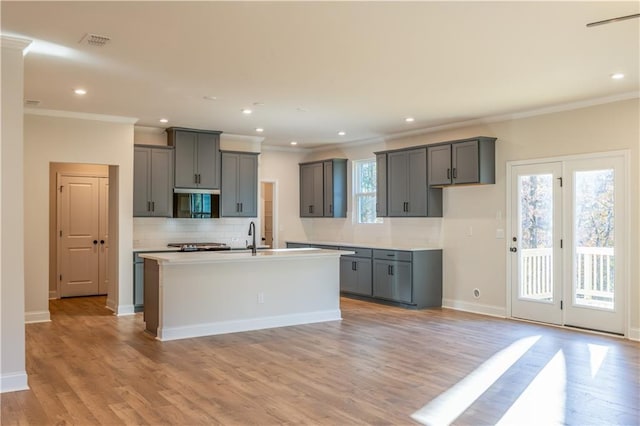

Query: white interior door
[58,175,101,297]
[563,157,625,334]
[510,162,563,325]
[98,177,109,295]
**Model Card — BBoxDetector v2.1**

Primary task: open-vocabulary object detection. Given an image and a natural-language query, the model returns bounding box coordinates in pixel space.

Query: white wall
[273,98,639,336]
[24,112,136,316]
[1,36,30,393]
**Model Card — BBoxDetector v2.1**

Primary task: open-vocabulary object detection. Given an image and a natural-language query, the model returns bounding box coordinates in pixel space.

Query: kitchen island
[139,248,348,341]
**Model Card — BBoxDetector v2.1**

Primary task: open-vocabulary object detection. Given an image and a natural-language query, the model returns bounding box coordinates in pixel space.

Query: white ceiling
[2,1,639,148]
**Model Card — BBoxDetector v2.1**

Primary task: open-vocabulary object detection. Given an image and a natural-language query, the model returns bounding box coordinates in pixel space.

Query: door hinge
[59,185,64,192]
[557,177,563,187]
[59,230,62,237]
[59,274,62,281]
[560,300,563,310]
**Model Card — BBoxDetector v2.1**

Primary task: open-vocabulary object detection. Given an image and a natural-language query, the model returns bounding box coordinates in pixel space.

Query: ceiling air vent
[79,33,111,47]
[25,99,41,107]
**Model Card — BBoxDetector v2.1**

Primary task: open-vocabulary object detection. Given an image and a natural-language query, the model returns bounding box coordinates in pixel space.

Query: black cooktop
[167,242,230,252]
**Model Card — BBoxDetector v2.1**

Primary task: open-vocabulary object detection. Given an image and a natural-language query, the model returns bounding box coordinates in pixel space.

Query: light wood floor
[2,296,638,425]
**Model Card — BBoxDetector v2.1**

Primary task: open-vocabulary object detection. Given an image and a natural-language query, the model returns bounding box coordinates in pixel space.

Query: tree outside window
[353,159,382,224]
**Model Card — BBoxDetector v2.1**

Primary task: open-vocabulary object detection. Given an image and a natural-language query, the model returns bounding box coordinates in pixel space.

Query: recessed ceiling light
[159,118,169,123]
[296,107,308,113]
[242,109,253,115]
[405,117,415,123]
[74,88,87,95]
[253,102,265,106]
[256,128,264,133]
[338,131,346,136]
[611,73,625,80]
[203,95,218,101]
[290,141,298,146]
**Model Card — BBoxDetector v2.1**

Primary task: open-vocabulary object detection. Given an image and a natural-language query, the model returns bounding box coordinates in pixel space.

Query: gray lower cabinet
[427,137,496,186]
[221,151,259,217]
[168,127,222,190]
[286,242,310,248]
[133,253,144,312]
[340,247,373,296]
[133,145,174,217]
[373,259,412,303]
[372,249,442,308]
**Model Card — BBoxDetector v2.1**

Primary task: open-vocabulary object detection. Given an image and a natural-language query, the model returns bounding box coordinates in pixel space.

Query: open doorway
[50,163,110,300]
[260,181,276,248]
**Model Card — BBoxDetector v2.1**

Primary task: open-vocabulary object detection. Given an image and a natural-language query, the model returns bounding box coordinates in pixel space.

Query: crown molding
[309,91,640,152]
[1,35,32,52]
[24,108,138,124]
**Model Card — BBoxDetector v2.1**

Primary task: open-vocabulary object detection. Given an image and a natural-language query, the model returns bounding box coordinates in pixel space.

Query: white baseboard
[115,304,135,316]
[442,298,506,318]
[24,310,51,323]
[158,309,342,342]
[628,327,640,341]
[0,371,29,393]
[48,290,58,300]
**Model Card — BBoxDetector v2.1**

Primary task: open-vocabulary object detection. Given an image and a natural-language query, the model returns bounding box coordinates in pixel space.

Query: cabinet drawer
[341,247,372,258]
[373,249,412,262]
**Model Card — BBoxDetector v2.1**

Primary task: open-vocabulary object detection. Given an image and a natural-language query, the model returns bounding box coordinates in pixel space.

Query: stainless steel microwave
[173,191,220,218]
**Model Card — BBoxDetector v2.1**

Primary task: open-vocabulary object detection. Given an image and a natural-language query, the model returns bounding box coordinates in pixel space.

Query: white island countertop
[139,248,352,264]
[286,240,441,251]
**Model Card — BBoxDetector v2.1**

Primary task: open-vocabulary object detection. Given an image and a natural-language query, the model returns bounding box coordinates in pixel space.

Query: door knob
[510,247,518,253]
[100,240,105,244]
[93,240,98,245]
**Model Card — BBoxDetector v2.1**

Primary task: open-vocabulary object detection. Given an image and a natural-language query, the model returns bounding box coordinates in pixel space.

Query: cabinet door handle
[376,202,379,213]
[236,203,240,212]
[151,201,155,212]
[240,203,243,213]
[389,265,394,276]
[309,205,313,214]
[452,168,457,179]
[147,201,151,212]
[329,204,333,214]
[447,168,451,180]
[352,261,357,271]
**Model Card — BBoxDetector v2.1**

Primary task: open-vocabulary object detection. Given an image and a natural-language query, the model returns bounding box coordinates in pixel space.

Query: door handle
[447,168,451,180]
[453,168,457,179]
[151,201,155,212]
[240,203,243,213]
[93,240,98,245]
[352,261,357,271]
[100,240,105,245]
[510,247,518,253]
[329,204,333,214]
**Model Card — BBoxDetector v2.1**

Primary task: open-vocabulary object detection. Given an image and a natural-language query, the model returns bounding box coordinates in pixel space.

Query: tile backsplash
[133,217,257,249]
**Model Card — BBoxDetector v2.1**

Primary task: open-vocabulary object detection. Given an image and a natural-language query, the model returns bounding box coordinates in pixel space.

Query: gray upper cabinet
[323,159,347,217]
[300,159,347,218]
[167,127,222,190]
[427,137,496,186]
[376,153,387,217]
[387,148,428,217]
[221,151,259,217]
[133,145,173,217]
[300,162,324,217]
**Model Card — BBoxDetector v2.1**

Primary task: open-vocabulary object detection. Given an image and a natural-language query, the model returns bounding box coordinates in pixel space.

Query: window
[353,159,381,224]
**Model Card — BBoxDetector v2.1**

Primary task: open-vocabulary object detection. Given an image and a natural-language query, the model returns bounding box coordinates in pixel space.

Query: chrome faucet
[247,221,257,255]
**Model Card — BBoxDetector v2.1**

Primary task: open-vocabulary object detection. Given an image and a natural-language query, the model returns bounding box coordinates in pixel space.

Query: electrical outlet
[257,292,265,304]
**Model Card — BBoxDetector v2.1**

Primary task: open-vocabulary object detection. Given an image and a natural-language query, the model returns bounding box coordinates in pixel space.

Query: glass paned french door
[510,163,563,325]
[509,154,626,335]
[564,157,625,334]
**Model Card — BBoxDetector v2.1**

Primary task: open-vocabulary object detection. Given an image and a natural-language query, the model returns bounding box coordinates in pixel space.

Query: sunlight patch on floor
[411,335,541,426]
[496,349,566,425]
[587,343,609,378]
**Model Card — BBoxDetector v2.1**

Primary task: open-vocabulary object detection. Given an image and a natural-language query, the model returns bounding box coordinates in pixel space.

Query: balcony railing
[520,246,614,308]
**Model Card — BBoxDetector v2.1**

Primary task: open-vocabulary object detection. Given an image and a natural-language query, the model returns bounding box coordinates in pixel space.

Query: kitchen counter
[140,248,345,341]
[139,248,351,264]
[286,240,441,251]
